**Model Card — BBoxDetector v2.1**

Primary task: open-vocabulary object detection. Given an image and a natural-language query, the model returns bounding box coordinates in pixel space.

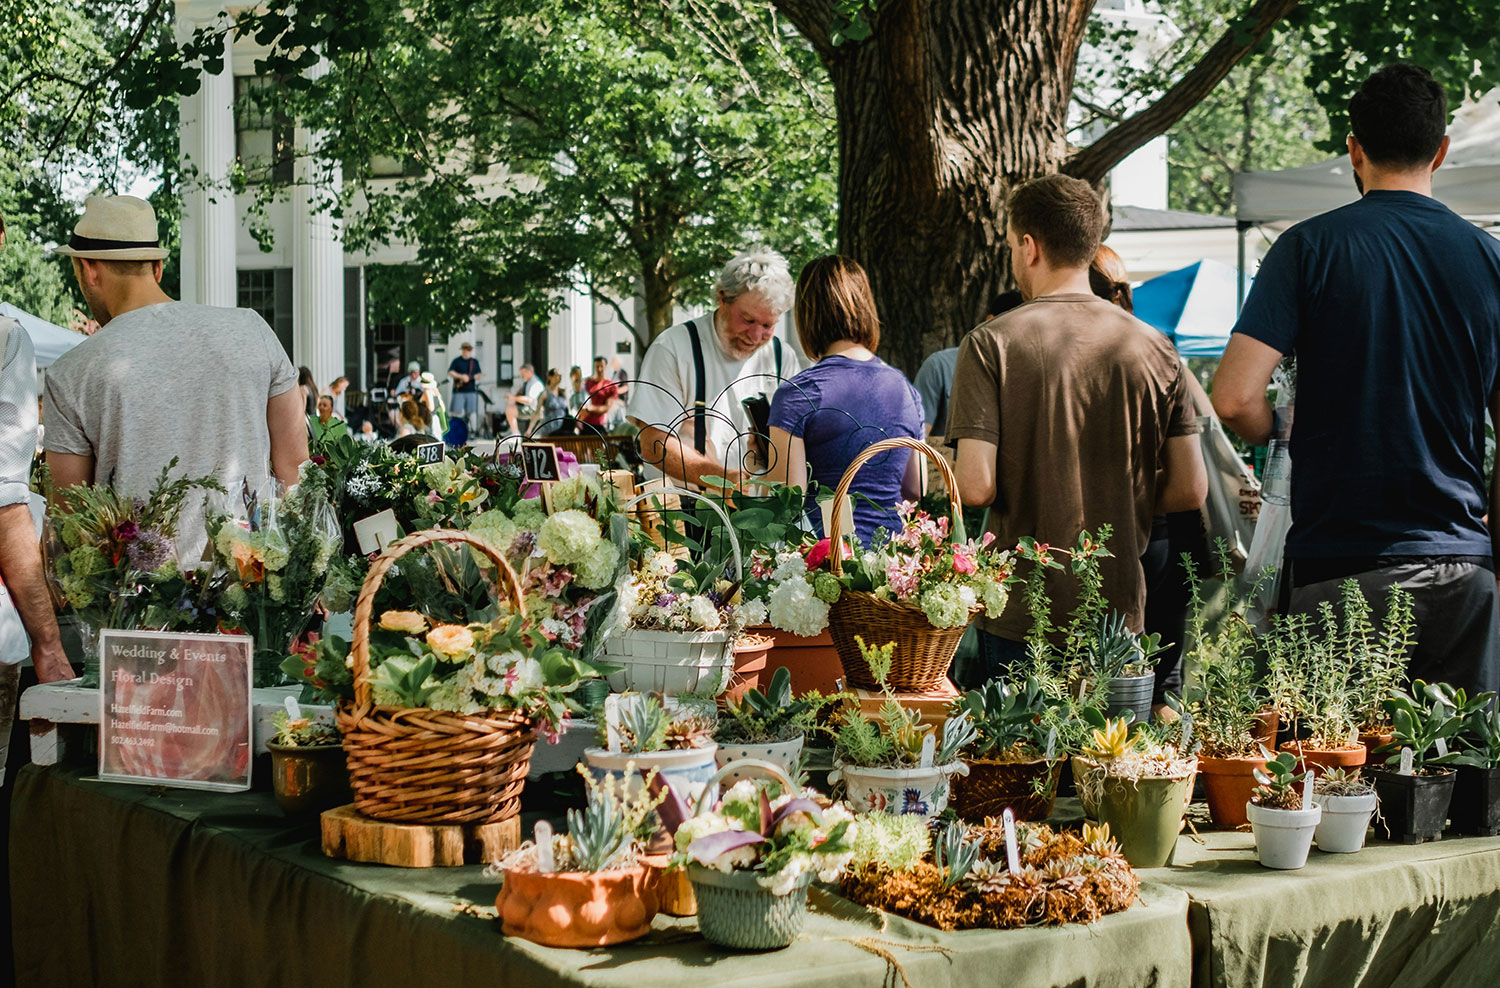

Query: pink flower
[804,539,832,569]
[895,500,918,520]
[426,490,442,504]
[952,546,977,574]
[981,532,996,549]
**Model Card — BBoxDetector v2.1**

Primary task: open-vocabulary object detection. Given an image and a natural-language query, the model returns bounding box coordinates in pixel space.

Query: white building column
[549,283,593,377]
[175,8,236,307]
[290,59,345,389]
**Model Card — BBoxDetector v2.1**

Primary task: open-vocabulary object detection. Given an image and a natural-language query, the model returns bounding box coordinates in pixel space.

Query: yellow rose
[425,623,476,658]
[379,610,429,635]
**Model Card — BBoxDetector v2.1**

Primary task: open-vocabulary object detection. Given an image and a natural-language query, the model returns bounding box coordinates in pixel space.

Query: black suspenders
[684,320,784,456]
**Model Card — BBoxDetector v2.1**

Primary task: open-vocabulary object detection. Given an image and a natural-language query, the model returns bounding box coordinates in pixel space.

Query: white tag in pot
[1301,771,1315,811]
[1180,713,1193,753]
[1399,747,1414,776]
[919,734,935,769]
[283,695,302,720]
[534,821,555,872]
[604,695,623,753]
[1002,808,1021,874]
[1045,727,1057,762]
[1436,737,1449,758]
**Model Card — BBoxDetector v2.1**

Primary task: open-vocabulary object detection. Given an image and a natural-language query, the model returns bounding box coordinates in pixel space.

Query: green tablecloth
[1140,828,1500,988]
[9,765,1191,988]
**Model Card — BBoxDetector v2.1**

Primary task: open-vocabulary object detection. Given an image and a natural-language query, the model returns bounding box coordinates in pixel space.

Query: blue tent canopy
[1132,259,1246,358]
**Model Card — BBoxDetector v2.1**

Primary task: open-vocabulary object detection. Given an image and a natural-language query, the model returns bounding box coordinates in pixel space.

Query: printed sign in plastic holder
[98,629,254,792]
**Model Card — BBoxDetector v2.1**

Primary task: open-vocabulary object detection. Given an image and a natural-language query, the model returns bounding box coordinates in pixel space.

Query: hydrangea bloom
[767,576,830,637]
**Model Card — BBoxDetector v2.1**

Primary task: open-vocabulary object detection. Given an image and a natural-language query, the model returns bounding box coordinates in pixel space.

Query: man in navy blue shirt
[446,342,482,424]
[1214,64,1500,697]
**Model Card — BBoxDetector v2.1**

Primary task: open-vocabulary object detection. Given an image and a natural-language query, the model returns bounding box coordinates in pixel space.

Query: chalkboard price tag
[414,440,444,464]
[521,442,562,483]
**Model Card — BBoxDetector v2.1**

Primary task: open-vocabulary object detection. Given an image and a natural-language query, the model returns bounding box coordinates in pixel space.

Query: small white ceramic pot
[1247,801,1323,870]
[714,735,804,786]
[1312,791,1378,853]
[829,760,968,818]
[583,745,720,805]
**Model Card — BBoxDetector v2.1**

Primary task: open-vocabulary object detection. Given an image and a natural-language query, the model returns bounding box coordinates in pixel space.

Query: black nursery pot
[1369,768,1456,843]
[1448,765,1500,837]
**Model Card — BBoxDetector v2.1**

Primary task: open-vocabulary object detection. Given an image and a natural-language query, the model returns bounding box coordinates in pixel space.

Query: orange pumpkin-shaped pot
[497,865,659,948]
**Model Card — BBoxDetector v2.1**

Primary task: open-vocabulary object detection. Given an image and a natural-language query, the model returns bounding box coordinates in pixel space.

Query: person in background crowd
[328,376,349,418]
[355,420,378,443]
[394,361,422,400]
[297,366,318,417]
[397,398,427,438]
[539,369,574,436]
[579,355,617,433]
[0,211,72,792]
[504,364,544,436]
[446,342,482,424]
[310,394,347,443]
[766,255,925,540]
[1091,243,1203,715]
[1214,63,1500,697]
[628,250,802,487]
[568,365,586,416]
[914,291,1022,439]
[381,352,405,393]
[44,195,307,561]
[947,175,1206,682]
[419,372,448,436]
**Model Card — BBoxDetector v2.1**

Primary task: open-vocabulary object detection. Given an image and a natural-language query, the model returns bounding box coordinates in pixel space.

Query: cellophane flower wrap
[207,464,341,686]
[672,778,857,895]
[47,460,229,685]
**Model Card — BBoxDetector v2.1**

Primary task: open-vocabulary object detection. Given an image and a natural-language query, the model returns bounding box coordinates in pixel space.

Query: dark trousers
[1287,557,1500,699]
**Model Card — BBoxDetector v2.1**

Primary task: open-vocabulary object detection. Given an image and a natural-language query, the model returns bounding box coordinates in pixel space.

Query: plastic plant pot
[1369,768,1456,844]
[1103,674,1155,722]
[1448,765,1500,837]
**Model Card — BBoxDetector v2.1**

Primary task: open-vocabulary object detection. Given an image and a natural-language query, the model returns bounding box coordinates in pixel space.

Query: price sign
[353,508,400,555]
[521,442,562,483]
[414,440,445,464]
[99,630,253,792]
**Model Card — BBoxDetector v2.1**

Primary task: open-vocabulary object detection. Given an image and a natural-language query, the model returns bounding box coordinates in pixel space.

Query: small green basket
[687,865,812,950]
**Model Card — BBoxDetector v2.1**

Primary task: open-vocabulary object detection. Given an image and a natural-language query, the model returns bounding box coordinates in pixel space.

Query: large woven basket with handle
[337,529,537,825]
[827,437,980,693]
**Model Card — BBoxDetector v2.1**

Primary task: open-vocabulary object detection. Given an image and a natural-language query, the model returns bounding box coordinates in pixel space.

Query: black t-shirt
[1233,190,1500,558]
[448,356,480,392]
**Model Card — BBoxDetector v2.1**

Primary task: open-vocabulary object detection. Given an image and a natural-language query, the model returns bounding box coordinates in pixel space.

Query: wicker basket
[337,529,538,825]
[826,437,980,692]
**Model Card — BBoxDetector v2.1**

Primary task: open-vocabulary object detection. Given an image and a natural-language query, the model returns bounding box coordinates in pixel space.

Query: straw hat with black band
[53,195,168,261]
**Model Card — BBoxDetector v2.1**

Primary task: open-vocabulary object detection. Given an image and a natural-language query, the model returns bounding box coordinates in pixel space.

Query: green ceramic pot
[267,742,351,817]
[687,865,813,950]
[1091,762,1196,868]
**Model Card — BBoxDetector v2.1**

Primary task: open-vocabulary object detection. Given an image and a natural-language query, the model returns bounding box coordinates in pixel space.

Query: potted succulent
[265,710,350,817]
[1448,697,1500,836]
[584,694,719,813]
[497,767,662,947]
[714,666,813,783]
[1369,681,1463,843]
[669,760,856,950]
[1312,768,1378,853]
[1246,749,1321,869]
[1073,716,1196,868]
[828,638,975,817]
[1085,612,1165,722]
[949,676,1067,821]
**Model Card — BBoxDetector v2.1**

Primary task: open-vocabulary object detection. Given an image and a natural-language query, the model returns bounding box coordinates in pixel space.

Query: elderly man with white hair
[628,249,802,487]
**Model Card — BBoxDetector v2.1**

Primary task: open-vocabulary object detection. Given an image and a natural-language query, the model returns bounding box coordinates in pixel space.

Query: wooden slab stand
[321,804,520,867]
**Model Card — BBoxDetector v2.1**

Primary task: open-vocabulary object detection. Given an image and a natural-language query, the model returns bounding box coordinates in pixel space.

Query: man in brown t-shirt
[947,175,1206,678]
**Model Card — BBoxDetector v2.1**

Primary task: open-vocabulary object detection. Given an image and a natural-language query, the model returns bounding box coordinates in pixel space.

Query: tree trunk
[821,0,1088,375]
[640,258,677,343]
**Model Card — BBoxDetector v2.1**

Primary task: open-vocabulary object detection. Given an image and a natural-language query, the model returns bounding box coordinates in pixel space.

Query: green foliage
[366,653,437,707]
[566,779,633,873]
[617,694,670,754]
[719,666,813,744]
[1251,748,1303,810]
[835,711,893,767]
[934,821,979,888]
[960,676,1064,760]
[848,811,929,872]
[1180,546,1271,758]
[1375,681,1480,773]
[1086,611,1165,682]
[855,635,895,688]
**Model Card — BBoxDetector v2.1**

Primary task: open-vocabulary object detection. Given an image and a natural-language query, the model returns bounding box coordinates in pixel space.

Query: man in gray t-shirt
[45,195,307,560]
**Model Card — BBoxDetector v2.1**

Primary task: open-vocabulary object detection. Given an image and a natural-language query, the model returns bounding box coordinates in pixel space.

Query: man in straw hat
[44,195,308,559]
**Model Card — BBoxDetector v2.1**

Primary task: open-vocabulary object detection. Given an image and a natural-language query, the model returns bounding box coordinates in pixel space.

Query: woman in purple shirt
[767,255,925,540]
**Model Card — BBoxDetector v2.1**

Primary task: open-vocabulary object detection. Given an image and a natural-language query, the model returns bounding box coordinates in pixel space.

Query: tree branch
[1063,0,1299,184]
[42,0,169,161]
[768,0,837,59]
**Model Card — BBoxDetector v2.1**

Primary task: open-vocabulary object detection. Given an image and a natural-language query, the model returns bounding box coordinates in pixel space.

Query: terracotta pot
[754,625,843,694]
[497,865,658,947]
[1252,708,1279,749]
[951,757,1062,822]
[266,742,351,817]
[1198,754,1263,828]
[1279,740,1366,778]
[640,853,696,916]
[722,634,776,706]
[1358,730,1394,761]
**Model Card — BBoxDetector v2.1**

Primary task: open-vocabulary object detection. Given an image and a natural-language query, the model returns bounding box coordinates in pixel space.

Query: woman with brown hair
[766,255,925,540]
[1089,244,1135,312]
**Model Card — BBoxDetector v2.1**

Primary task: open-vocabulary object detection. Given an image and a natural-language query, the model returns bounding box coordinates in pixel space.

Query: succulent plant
[565,779,632,872]
[1314,767,1375,797]
[1083,717,1134,761]
[935,822,980,888]
[1251,749,1303,810]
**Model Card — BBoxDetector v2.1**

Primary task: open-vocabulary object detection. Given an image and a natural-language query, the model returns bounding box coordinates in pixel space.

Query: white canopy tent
[1232,88,1500,302]
[0,302,87,368]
